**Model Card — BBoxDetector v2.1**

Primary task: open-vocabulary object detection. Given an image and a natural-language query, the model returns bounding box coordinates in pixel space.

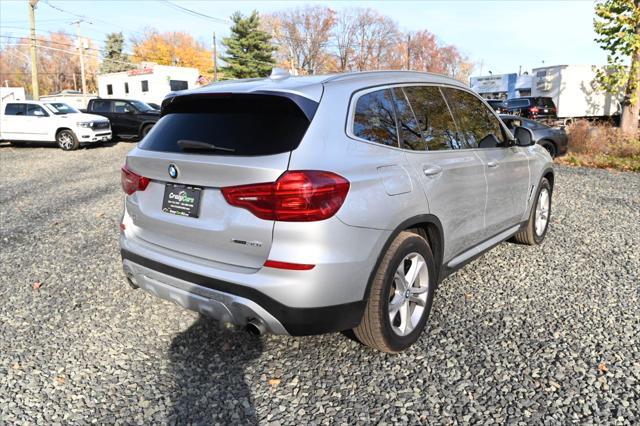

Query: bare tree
[264,6,336,74]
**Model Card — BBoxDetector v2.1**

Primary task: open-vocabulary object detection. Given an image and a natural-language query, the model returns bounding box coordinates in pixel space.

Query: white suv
[0,101,111,150]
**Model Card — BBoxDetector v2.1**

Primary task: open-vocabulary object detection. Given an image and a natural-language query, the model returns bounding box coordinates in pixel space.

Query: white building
[97,63,201,105]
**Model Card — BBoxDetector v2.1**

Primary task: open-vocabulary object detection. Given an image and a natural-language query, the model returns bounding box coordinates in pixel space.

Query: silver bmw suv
[120,71,553,353]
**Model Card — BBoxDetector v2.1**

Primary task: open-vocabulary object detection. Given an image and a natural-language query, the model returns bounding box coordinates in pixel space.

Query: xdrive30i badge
[168,164,178,179]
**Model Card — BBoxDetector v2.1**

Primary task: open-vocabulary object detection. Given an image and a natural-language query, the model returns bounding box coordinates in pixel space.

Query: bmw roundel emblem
[168,164,178,179]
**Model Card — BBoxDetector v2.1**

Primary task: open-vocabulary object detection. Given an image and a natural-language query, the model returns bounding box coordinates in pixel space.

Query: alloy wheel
[388,252,430,336]
[535,188,550,236]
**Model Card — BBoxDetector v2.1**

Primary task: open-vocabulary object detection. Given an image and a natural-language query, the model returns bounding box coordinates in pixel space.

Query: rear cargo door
[124,93,317,269]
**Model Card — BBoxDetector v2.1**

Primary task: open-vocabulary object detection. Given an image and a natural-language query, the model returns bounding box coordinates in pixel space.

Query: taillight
[121,165,150,195]
[221,170,350,222]
[530,106,539,114]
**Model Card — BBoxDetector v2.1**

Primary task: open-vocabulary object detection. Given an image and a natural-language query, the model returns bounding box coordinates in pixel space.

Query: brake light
[221,170,350,222]
[121,165,150,195]
[530,106,539,114]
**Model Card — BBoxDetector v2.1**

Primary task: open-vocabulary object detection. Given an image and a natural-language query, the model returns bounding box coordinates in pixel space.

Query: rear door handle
[487,161,499,168]
[422,165,443,176]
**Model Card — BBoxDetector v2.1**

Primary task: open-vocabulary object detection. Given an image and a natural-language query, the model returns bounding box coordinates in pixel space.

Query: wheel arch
[538,138,558,157]
[362,214,445,304]
[55,127,74,137]
[138,121,156,136]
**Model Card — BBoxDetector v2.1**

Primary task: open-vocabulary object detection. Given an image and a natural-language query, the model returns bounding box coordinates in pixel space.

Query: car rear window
[535,97,555,108]
[507,99,530,108]
[139,94,318,156]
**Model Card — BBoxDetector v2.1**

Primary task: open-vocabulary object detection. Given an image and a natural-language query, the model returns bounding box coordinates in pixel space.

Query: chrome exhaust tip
[246,318,266,336]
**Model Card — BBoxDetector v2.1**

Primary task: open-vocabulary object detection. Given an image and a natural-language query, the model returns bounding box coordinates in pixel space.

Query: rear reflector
[221,170,349,222]
[121,165,150,195]
[264,260,315,270]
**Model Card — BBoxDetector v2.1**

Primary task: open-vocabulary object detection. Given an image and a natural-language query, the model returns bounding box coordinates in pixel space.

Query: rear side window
[91,100,111,113]
[442,88,506,149]
[392,88,425,151]
[26,104,49,116]
[352,89,399,147]
[139,94,317,156]
[4,103,26,115]
[403,86,462,151]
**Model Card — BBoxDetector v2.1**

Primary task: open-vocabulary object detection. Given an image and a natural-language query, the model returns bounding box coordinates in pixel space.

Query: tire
[354,231,437,353]
[539,140,557,158]
[513,177,552,245]
[141,124,153,139]
[56,129,79,151]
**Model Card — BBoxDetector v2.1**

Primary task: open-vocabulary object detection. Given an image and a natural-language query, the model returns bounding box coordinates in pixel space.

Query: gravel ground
[1,141,639,424]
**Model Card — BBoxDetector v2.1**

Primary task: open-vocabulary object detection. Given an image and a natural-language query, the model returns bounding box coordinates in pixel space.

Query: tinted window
[141,80,149,92]
[353,89,398,147]
[535,97,555,108]
[507,98,530,108]
[107,84,113,95]
[170,80,188,91]
[26,104,49,116]
[443,88,506,149]
[114,101,134,113]
[91,100,111,113]
[403,86,462,151]
[392,88,425,151]
[139,94,316,156]
[4,103,26,116]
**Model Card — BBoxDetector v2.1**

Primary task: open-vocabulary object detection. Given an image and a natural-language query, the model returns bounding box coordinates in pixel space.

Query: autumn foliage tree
[594,0,640,135]
[131,29,211,73]
[0,31,99,95]
[263,6,472,81]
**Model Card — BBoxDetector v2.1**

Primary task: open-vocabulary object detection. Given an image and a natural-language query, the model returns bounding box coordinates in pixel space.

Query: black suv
[486,99,506,113]
[504,97,557,120]
[86,98,159,140]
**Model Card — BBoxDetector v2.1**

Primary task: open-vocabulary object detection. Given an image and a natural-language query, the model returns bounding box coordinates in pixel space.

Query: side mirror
[513,126,534,147]
[33,110,45,117]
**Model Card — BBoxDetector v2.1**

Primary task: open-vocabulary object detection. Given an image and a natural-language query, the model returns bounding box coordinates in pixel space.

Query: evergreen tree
[221,11,275,79]
[100,32,134,74]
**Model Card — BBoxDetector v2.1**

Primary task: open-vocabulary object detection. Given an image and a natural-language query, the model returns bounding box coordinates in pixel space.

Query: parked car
[486,99,506,113]
[500,114,568,157]
[504,96,557,120]
[0,101,111,150]
[119,71,554,353]
[86,98,159,140]
[147,103,161,110]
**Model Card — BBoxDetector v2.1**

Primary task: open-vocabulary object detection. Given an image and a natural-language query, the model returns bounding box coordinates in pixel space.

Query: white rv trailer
[531,65,621,124]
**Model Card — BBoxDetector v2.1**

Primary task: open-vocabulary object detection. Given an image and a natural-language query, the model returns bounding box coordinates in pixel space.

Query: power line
[158,0,230,25]
[41,0,143,35]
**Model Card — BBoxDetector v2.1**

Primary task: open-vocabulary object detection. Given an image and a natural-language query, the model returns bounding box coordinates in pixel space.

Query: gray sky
[0,0,605,76]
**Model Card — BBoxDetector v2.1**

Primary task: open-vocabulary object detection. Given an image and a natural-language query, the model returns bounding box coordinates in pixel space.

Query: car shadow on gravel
[168,316,263,424]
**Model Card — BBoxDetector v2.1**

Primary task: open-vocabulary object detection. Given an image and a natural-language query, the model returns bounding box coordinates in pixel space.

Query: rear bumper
[121,249,365,335]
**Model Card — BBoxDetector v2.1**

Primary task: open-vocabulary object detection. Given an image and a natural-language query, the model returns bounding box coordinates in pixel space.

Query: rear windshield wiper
[177,139,236,153]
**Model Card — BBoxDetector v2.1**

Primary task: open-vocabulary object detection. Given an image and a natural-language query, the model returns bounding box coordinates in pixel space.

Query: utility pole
[72,20,88,103]
[212,32,218,82]
[28,0,39,100]
[406,34,411,71]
